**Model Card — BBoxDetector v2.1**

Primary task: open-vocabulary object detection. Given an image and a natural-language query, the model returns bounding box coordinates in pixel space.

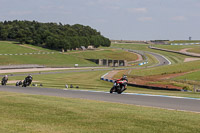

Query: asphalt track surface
[0,86,200,113]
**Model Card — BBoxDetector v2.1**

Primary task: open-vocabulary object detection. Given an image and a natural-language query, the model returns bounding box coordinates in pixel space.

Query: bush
[182,86,189,91]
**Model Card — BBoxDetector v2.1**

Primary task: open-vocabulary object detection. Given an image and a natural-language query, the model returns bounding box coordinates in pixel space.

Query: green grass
[0,41,138,67]
[0,91,200,133]
[0,41,38,54]
[171,71,200,90]
[187,48,200,54]
[8,70,112,90]
[174,70,200,81]
[153,44,200,51]
[70,49,138,61]
[0,53,96,67]
[0,41,55,54]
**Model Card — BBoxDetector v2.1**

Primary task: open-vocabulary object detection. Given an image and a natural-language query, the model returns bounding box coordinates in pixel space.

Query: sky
[0,0,200,40]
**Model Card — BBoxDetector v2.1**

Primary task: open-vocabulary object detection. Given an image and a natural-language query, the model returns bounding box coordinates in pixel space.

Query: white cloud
[171,16,186,21]
[127,8,147,13]
[137,17,153,21]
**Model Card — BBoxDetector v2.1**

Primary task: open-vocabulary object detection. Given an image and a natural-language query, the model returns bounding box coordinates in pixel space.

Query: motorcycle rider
[110,75,128,94]
[117,75,128,90]
[24,74,33,85]
[1,75,8,85]
[119,75,128,82]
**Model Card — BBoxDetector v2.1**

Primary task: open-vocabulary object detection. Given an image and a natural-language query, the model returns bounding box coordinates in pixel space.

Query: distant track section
[124,49,171,67]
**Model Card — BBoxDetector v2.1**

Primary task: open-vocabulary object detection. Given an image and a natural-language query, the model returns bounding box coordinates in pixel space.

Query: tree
[0,20,111,50]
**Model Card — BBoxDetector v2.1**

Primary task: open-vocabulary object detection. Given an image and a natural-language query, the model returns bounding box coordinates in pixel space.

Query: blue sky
[0,0,200,40]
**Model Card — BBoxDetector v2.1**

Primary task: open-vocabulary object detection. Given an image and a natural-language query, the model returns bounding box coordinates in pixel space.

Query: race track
[1,86,200,113]
[1,49,197,113]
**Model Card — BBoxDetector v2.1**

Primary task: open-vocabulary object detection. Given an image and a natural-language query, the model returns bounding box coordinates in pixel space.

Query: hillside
[0,41,138,67]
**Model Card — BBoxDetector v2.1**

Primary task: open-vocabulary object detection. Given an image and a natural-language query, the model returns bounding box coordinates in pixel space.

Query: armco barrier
[127,83,181,91]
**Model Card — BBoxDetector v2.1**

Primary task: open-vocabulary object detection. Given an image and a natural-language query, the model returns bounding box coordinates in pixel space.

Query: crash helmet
[5,75,8,78]
[122,75,127,79]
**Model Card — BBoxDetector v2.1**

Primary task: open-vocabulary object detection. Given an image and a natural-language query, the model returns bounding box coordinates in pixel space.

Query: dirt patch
[179,48,193,53]
[19,45,43,51]
[104,70,122,79]
[180,48,200,56]
[127,70,200,89]
[184,58,200,62]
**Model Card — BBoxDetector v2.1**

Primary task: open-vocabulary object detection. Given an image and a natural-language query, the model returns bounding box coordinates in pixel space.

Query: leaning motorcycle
[22,77,32,87]
[1,79,7,85]
[110,79,127,94]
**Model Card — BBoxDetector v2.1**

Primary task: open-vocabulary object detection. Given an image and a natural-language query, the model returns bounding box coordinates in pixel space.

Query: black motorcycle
[1,79,8,85]
[16,81,23,86]
[110,79,127,94]
[22,77,32,87]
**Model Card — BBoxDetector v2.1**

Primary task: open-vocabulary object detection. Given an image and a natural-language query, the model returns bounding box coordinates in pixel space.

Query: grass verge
[0,91,200,133]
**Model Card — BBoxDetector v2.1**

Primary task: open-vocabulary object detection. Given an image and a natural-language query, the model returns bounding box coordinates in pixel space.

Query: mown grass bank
[0,91,200,133]
[152,44,200,51]
[0,41,138,67]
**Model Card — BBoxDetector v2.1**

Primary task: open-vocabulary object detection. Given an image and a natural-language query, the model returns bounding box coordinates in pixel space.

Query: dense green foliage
[0,20,110,50]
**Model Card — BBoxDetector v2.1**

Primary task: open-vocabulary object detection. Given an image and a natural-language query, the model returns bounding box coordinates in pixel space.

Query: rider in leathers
[24,74,33,85]
[2,75,8,85]
[116,75,128,90]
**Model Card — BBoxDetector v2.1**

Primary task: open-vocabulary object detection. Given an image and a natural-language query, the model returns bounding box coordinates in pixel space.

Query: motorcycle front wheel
[110,87,115,93]
[117,86,125,94]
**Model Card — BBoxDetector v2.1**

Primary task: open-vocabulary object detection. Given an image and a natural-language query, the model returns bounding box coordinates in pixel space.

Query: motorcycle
[1,78,8,85]
[22,77,32,87]
[110,79,127,94]
[16,81,22,86]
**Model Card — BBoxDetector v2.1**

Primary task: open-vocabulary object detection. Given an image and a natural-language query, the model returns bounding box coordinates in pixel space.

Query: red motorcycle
[110,79,127,94]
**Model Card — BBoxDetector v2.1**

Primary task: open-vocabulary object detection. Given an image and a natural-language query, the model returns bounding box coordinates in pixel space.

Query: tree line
[0,20,111,51]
